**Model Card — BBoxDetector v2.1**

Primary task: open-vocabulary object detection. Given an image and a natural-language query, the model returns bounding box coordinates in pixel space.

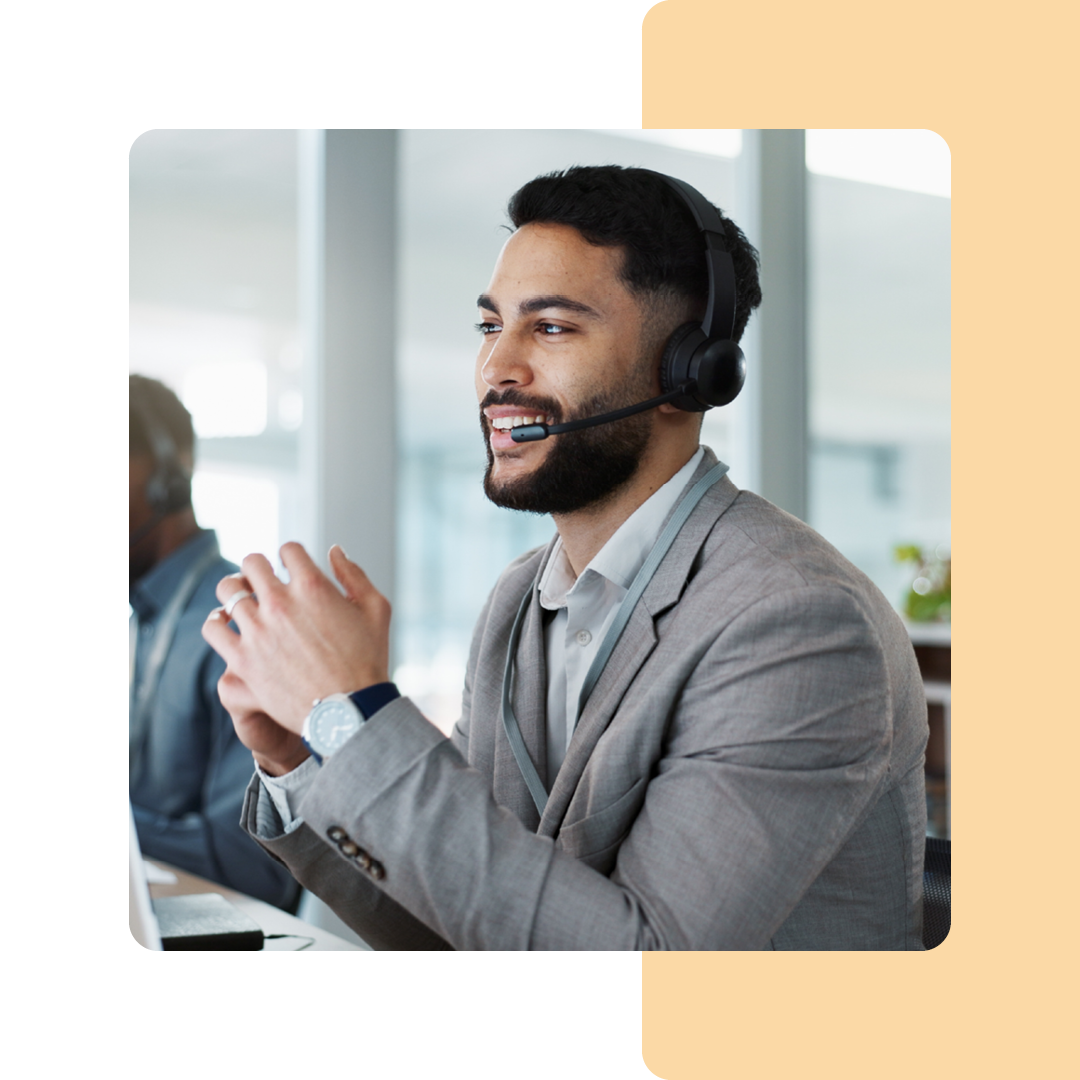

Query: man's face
[475,223,658,515]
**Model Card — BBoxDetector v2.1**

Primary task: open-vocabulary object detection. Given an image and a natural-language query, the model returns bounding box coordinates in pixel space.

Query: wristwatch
[301,683,401,765]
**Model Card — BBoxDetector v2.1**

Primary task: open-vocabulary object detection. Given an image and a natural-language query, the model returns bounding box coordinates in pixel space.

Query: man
[129,374,298,910]
[203,166,928,949]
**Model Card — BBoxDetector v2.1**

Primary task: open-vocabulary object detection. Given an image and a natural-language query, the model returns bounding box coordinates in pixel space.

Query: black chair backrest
[922,836,951,949]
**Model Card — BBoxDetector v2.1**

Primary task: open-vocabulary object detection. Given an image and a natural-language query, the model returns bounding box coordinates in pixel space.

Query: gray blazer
[244,449,929,949]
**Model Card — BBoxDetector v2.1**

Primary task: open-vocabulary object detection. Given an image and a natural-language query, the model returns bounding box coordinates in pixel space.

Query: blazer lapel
[538,600,658,838]
[491,546,553,833]
[537,458,742,838]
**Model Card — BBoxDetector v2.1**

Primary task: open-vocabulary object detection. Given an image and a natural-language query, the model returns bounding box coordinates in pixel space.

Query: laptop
[129,803,263,950]
[129,804,162,949]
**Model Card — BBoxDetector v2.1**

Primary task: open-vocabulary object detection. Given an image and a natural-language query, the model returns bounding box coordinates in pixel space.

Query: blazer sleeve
[288,583,898,950]
[239,582,506,949]
[241,772,454,950]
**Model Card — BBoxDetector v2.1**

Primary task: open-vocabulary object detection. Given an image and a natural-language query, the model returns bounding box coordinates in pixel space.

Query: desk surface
[148,862,361,952]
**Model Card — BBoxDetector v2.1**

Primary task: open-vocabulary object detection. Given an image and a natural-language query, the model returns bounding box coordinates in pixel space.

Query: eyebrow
[476,293,601,319]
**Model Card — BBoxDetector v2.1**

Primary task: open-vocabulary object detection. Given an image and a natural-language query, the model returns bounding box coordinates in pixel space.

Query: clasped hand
[202,543,391,774]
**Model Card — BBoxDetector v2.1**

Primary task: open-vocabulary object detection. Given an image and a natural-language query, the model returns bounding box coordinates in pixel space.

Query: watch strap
[348,681,400,719]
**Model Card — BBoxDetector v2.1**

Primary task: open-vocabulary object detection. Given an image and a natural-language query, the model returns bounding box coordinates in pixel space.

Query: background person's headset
[510,170,746,443]
[129,387,193,546]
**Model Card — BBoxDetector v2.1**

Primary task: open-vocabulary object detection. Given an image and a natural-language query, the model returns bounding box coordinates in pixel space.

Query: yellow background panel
[641,1,1077,1076]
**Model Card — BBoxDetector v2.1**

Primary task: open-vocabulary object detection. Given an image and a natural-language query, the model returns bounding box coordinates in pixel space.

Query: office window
[129,129,302,567]
[806,130,951,607]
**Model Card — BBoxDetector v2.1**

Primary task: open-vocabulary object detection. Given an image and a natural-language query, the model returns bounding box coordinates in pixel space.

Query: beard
[481,382,654,515]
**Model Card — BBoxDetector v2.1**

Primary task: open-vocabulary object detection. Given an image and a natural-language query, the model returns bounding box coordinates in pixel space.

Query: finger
[240,552,284,600]
[278,541,328,590]
[329,545,386,610]
[330,546,391,628]
[329,544,370,600]
[201,606,242,665]
[214,577,260,628]
[215,571,252,606]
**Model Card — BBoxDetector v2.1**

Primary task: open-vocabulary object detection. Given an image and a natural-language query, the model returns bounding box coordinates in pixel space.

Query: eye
[538,322,569,336]
[474,321,501,336]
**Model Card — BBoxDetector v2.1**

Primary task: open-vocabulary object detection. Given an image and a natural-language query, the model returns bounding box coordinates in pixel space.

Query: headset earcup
[660,323,710,412]
[146,463,192,516]
[145,472,168,513]
[661,323,745,410]
[694,338,745,407]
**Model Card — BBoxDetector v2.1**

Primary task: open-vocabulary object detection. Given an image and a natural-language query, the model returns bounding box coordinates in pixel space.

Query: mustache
[479,388,563,424]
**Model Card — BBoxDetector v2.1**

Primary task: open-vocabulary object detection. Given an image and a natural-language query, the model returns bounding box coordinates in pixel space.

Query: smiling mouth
[489,414,556,432]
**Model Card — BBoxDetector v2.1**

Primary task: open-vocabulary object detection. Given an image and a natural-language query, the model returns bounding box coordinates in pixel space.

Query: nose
[478,327,533,393]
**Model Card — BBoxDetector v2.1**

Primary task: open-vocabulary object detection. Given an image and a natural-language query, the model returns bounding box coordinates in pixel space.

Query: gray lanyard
[130,541,221,779]
[501,460,728,817]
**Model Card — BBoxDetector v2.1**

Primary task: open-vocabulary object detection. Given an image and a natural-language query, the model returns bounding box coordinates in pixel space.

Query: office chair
[922,836,951,949]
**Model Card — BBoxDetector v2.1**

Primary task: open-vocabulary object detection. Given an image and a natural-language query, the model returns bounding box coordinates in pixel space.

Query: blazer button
[357,852,372,870]
[368,861,385,881]
[327,826,346,842]
[340,839,361,857]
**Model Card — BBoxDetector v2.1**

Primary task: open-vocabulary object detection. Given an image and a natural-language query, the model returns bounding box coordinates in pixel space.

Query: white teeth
[491,415,550,430]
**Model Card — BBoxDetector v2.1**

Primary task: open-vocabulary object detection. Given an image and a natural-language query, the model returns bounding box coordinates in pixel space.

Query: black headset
[130,386,192,543]
[650,171,747,412]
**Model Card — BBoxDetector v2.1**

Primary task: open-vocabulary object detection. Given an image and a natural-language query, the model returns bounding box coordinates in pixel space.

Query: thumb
[329,544,374,603]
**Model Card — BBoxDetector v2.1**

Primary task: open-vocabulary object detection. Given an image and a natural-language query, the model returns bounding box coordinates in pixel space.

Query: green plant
[894,543,951,622]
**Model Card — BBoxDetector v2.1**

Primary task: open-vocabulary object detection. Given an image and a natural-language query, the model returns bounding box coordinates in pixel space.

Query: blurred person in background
[129,374,298,910]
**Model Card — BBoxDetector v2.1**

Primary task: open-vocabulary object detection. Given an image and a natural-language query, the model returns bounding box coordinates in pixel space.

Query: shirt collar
[538,447,705,609]
[130,529,220,622]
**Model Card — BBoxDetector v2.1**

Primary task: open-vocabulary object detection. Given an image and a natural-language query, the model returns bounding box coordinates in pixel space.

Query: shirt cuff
[257,755,320,830]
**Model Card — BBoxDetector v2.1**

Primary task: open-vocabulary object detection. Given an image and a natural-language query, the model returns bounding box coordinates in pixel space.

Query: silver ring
[223,590,257,618]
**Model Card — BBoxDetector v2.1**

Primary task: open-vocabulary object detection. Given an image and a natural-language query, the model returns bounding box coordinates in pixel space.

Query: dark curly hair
[507,165,762,342]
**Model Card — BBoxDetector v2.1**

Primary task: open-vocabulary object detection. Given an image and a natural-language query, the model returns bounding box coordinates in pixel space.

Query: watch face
[309,699,362,755]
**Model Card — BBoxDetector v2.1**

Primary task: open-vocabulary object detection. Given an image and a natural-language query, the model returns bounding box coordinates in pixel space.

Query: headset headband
[642,171,737,343]
[130,383,192,521]
[132,391,182,470]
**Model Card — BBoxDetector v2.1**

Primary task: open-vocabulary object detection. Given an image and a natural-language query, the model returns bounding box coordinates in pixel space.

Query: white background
[4,2,656,1078]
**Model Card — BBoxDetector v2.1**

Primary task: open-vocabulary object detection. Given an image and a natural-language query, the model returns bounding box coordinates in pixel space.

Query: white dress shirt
[537,447,704,784]
[262,447,706,826]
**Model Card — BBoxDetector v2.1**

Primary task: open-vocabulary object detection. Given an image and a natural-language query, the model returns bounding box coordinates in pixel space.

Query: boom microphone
[509,384,694,443]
